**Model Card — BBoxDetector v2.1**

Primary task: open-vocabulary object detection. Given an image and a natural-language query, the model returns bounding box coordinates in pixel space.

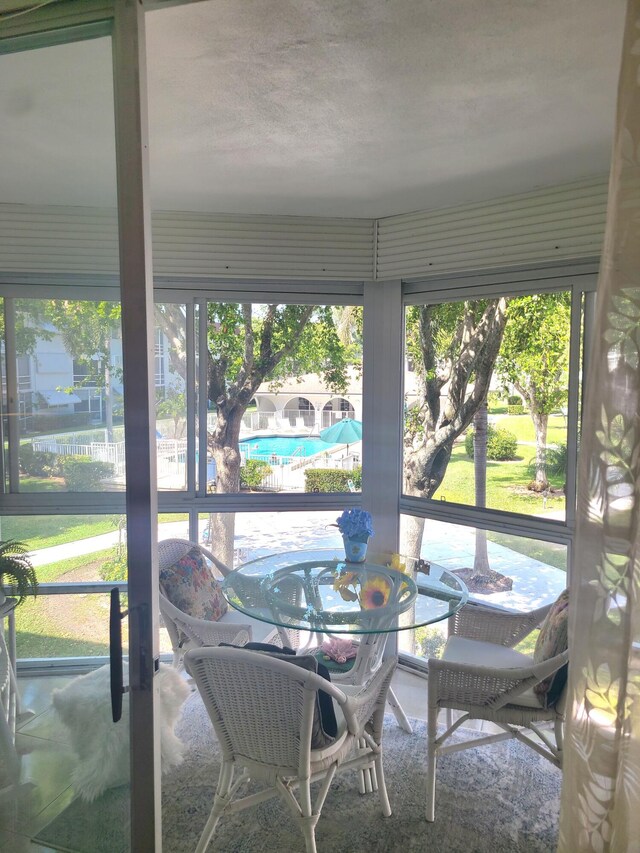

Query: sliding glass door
[0,4,160,851]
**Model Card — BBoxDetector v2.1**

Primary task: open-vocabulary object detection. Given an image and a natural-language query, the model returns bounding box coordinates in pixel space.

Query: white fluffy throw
[52,663,190,801]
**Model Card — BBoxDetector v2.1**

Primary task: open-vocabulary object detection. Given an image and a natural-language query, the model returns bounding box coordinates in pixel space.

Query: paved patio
[30,510,566,613]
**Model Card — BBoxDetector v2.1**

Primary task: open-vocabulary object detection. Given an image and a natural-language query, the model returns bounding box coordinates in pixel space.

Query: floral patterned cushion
[533,589,569,707]
[160,547,227,622]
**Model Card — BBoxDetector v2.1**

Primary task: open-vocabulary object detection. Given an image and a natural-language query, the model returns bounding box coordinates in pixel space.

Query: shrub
[59,455,115,491]
[240,459,272,490]
[99,550,128,583]
[414,626,446,659]
[507,395,522,406]
[19,444,59,477]
[465,425,518,461]
[526,443,569,481]
[304,467,362,493]
[507,404,524,415]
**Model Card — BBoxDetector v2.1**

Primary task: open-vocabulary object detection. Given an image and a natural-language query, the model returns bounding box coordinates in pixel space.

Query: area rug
[35,692,561,853]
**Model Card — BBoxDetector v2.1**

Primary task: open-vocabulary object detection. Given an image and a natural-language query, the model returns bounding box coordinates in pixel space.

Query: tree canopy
[497,292,571,486]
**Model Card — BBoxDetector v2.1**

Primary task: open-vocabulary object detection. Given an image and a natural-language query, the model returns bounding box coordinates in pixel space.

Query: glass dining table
[222,548,469,735]
[222,548,469,636]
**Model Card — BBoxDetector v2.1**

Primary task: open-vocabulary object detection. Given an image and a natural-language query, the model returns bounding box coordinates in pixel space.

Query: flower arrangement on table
[332,569,391,610]
[335,509,374,563]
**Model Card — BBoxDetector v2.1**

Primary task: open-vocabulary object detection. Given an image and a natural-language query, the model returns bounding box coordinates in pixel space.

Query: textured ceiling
[0,0,627,217]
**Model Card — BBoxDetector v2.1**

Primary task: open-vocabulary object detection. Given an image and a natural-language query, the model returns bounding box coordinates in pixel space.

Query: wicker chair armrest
[180,617,251,648]
[340,657,397,738]
[449,602,552,647]
[197,542,233,579]
[428,650,568,711]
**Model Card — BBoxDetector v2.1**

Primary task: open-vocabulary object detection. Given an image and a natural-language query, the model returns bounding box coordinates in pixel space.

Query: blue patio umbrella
[319,418,362,451]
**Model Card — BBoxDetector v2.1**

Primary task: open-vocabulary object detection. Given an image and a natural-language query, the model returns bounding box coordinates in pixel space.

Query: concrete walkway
[30,511,566,612]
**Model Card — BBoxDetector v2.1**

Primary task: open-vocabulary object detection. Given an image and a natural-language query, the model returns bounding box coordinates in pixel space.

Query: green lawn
[491,413,567,445]
[488,532,567,571]
[435,444,565,516]
[1,507,187,551]
[15,550,118,658]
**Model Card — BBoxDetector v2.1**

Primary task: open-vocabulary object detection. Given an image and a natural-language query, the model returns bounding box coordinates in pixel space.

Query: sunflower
[359,576,391,609]
[333,570,360,602]
[389,553,407,574]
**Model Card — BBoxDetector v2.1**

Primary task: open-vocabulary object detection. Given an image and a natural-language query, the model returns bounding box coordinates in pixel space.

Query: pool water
[240,435,338,461]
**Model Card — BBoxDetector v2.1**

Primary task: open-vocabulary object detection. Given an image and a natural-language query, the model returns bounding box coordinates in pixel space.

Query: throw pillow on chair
[52,663,190,801]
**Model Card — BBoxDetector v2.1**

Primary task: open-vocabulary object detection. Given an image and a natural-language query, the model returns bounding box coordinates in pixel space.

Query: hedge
[507,404,524,415]
[59,455,115,491]
[304,467,362,493]
[30,412,92,432]
[465,426,518,461]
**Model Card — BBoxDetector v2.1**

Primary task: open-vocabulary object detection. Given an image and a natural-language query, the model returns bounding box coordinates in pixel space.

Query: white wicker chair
[426,601,568,821]
[158,539,284,666]
[184,646,397,853]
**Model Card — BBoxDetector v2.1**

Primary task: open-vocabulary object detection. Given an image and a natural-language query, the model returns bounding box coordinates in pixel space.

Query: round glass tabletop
[222,548,469,635]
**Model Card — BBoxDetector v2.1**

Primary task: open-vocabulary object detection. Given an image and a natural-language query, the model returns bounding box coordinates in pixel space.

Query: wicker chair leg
[297,779,319,853]
[554,718,564,755]
[300,820,318,853]
[426,705,439,822]
[374,753,392,817]
[445,707,453,730]
[195,763,234,853]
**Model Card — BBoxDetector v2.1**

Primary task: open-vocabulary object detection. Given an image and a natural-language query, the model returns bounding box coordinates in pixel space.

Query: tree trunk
[473,401,490,573]
[402,514,426,561]
[104,337,115,443]
[208,407,244,568]
[532,411,549,489]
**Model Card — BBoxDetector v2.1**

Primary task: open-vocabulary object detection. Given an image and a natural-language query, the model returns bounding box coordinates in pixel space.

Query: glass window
[10,298,125,492]
[197,510,344,569]
[201,301,363,497]
[403,290,574,521]
[398,513,567,662]
[155,302,188,491]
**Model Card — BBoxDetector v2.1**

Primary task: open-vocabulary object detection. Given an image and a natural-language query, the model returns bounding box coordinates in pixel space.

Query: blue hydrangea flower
[335,509,374,542]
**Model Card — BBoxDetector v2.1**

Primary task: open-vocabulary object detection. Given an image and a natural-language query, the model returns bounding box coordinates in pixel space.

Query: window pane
[403,291,573,521]
[11,298,126,493]
[398,513,567,662]
[7,513,189,662]
[197,510,343,568]
[155,302,188,491]
[16,593,121,659]
[202,302,362,497]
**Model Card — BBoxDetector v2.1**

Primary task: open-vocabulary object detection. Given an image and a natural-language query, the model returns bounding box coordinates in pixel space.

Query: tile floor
[2,667,496,852]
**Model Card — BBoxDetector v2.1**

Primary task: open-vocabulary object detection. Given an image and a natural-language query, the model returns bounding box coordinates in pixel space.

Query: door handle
[109,587,128,723]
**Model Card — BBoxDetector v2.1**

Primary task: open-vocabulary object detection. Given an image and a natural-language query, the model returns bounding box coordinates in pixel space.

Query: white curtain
[559,1,640,851]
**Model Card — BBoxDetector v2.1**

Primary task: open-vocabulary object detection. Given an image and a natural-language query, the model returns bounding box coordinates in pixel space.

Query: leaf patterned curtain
[558,1,640,850]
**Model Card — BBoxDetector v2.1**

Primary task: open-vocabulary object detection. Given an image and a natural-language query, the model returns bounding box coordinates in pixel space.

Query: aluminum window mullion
[185,301,196,496]
[362,279,403,554]
[3,298,21,491]
[564,284,584,531]
[399,495,573,546]
[197,297,208,498]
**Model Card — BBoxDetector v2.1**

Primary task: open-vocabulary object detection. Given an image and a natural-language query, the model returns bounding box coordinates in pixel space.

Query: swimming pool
[240,435,338,461]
